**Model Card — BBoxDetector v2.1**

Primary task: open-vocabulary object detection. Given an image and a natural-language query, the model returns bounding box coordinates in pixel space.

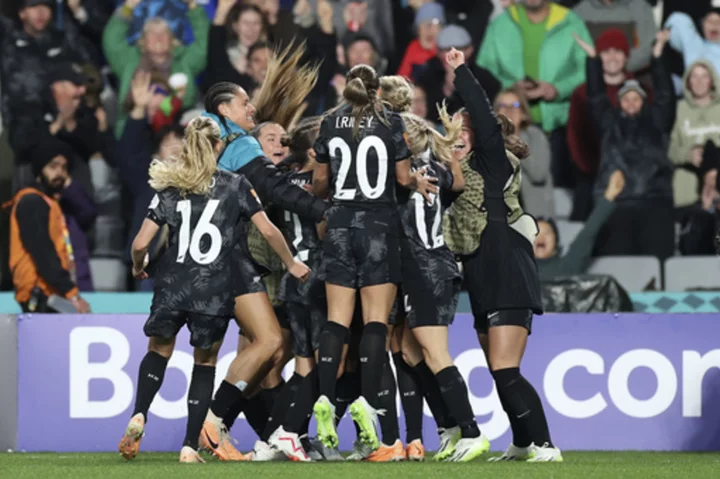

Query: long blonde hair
[379,75,414,113]
[401,103,462,165]
[148,117,220,196]
[252,40,320,131]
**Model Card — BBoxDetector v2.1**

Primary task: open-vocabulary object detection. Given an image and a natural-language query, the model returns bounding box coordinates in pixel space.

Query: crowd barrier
[2,312,720,452]
[3,292,720,314]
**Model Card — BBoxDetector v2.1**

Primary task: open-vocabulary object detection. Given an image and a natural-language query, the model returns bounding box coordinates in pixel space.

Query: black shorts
[233,246,267,298]
[472,308,533,335]
[321,227,401,289]
[144,308,230,349]
[286,300,326,357]
[404,279,460,329]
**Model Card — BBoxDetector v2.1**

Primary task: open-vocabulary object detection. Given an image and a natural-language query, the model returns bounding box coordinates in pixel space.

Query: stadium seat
[89,258,126,292]
[555,220,584,249]
[553,188,573,219]
[664,256,720,291]
[587,256,662,292]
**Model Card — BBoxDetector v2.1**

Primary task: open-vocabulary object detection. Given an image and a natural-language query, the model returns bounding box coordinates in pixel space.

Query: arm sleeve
[206,25,233,86]
[627,1,657,72]
[521,129,552,185]
[237,157,329,222]
[553,19,591,101]
[16,195,77,296]
[179,6,211,76]
[235,175,264,219]
[391,114,411,161]
[650,57,676,133]
[437,162,455,193]
[557,197,615,275]
[313,118,331,164]
[146,193,168,226]
[586,57,615,134]
[566,86,593,174]
[665,12,704,56]
[453,64,511,176]
[102,11,135,76]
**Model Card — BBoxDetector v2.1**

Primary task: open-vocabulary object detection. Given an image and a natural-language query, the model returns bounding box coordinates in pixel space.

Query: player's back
[317,104,409,211]
[283,169,321,262]
[150,170,263,315]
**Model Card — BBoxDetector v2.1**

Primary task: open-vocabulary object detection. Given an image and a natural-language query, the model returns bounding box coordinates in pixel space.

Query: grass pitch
[2,452,720,478]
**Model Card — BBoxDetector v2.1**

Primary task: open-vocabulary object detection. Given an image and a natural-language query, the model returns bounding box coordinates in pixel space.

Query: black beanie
[30,138,74,178]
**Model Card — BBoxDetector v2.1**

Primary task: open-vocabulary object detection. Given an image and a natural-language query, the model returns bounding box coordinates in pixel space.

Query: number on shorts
[412,191,443,249]
[176,199,222,264]
[329,135,388,200]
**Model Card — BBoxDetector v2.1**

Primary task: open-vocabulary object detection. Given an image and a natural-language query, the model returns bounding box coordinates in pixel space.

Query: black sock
[496,387,532,448]
[413,361,456,429]
[210,380,244,421]
[244,392,270,438]
[222,395,248,431]
[286,368,319,433]
[262,375,301,440]
[335,372,361,421]
[317,322,349,405]
[492,368,552,448]
[393,353,424,443]
[262,379,286,409]
[132,351,169,421]
[183,365,215,450]
[358,322,387,409]
[436,366,480,438]
[377,354,399,445]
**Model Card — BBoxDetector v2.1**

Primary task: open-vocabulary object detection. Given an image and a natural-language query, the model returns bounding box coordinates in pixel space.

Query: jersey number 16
[176,199,222,265]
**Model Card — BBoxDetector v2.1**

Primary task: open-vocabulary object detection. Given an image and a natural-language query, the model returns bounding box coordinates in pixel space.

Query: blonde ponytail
[401,102,462,165]
[148,117,220,196]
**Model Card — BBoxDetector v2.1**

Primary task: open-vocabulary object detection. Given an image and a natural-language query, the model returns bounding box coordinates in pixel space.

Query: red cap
[596,28,630,57]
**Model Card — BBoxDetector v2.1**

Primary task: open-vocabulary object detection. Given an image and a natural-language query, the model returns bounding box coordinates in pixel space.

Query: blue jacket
[202,112,328,221]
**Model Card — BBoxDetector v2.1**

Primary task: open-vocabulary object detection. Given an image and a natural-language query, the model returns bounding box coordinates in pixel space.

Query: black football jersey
[398,156,460,283]
[282,170,321,262]
[314,104,411,210]
[146,170,263,316]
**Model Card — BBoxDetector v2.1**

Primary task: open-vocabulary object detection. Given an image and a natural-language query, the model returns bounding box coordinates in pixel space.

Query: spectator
[536,170,625,279]
[575,31,676,260]
[103,0,209,138]
[573,0,657,73]
[494,86,555,218]
[669,60,720,208]
[11,63,115,195]
[665,7,720,80]
[0,0,94,128]
[396,2,444,79]
[411,84,428,119]
[206,1,266,91]
[61,0,112,65]
[415,24,500,123]
[325,32,386,110]
[443,0,494,49]
[678,152,720,255]
[567,28,651,220]
[7,138,91,312]
[310,0,395,63]
[245,0,299,47]
[300,0,338,116]
[116,72,184,290]
[123,71,185,133]
[477,0,592,189]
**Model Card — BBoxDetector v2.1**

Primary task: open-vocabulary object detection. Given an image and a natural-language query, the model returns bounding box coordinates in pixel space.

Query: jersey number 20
[330,135,388,200]
[176,199,222,265]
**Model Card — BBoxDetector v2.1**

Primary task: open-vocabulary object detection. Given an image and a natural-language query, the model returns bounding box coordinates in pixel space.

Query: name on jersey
[335,116,375,130]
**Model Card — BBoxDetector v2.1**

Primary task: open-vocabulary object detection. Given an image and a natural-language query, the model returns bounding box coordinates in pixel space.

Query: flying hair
[401,102,462,165]
[148,117,220,196]
[252,40,320,131]
[497,113,530,159]
[379,75,414,113]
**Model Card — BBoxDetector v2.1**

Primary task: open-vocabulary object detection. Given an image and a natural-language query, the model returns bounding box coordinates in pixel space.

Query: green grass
[2,452,720,478]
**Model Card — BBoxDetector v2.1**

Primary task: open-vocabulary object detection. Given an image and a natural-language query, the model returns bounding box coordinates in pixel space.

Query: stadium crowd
[1,0,719,302]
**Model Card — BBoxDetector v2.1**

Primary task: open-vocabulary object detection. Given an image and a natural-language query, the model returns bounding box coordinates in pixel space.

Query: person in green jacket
[103,0,210,138]
[477,0,592,188]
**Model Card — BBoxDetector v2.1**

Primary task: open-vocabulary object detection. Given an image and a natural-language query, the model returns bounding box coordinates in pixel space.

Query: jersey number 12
[176,199,222,265]
[330,135,388,200]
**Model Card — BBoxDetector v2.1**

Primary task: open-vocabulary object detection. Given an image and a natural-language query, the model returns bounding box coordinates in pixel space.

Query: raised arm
[573,34,615,135]
[449,49,506,162]
[178,2,210,76]
[665,11,704,56]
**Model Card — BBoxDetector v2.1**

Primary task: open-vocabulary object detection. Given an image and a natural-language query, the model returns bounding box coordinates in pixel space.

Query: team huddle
[117,46,563,464]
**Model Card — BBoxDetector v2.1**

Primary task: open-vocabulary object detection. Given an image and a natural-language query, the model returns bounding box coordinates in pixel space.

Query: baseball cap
[618,79,647,99]
[22,0,53,8]
[48,63,86,86]
[436,24,472,50]
[415,3,445,28]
